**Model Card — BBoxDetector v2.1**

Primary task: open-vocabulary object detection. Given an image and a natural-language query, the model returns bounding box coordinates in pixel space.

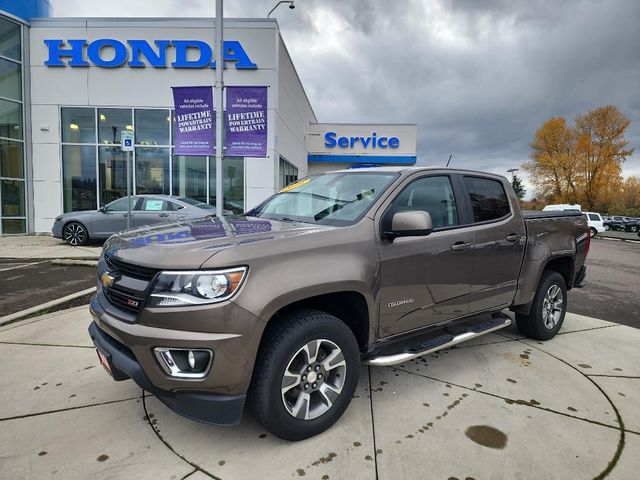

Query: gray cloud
[52,0,640,189]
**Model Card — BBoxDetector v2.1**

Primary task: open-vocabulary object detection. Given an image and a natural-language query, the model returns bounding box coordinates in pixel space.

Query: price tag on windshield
[279,178,310,193]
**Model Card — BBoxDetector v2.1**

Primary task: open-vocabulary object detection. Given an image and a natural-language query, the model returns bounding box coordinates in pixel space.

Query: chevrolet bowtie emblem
[101,271,117,288]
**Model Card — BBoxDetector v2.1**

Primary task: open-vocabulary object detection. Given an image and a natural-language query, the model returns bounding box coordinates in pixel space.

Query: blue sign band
[307,155,417,165]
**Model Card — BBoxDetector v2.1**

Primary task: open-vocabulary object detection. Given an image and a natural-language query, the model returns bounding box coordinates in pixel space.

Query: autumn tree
[524,106,635,211]
[524,117,579,203]
[574,105,634,210]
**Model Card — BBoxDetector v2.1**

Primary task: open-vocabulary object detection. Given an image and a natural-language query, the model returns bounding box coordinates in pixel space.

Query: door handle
[506,233,521,243]
[159,213,169,217]
[450,241,471,252]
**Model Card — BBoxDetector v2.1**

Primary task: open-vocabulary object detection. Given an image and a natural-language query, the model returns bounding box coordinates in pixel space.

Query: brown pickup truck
[88,167,588,440]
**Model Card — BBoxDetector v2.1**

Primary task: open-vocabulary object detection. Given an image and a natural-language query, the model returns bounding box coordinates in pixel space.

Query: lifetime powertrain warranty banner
[172,86,215,156]
[225,86,267,157]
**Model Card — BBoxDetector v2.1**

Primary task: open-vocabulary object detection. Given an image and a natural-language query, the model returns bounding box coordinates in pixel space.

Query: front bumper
[89,321,246,426]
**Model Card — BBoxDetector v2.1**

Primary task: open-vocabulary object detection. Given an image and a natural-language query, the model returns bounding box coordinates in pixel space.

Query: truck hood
[103,216,335,269]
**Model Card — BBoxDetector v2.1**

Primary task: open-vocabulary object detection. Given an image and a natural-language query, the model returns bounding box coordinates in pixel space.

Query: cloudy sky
[51,0,640,193]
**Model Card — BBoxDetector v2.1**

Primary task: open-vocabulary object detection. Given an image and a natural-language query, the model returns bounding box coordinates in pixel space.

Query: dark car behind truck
[88,167,588,440]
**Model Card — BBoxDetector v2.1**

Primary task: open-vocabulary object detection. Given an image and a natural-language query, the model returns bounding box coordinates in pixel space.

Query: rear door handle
[450,241,471,252]
[506,234,521,243]
[159,213,170,217]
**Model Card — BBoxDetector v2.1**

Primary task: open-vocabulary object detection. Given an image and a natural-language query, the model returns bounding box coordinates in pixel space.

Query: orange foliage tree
[524,106,635,212]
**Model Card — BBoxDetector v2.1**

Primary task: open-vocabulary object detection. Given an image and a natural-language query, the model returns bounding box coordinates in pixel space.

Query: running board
[363,314,512,367]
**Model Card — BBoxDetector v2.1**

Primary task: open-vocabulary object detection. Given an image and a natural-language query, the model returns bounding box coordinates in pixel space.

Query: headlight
[148,267,247,307]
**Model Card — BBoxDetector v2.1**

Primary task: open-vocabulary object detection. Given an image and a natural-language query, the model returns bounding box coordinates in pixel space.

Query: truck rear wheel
[516,271,567,341]
[249,309,360,441]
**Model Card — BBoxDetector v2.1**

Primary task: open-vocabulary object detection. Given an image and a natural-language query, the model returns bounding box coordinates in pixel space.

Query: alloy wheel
[542,284,564,329]
[64,224,86,246]
[281,339,346,420]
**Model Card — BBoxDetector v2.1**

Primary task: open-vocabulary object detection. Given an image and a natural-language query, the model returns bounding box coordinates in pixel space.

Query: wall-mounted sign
[44,39,257,69]
[172,86,215,156]
[306,123,418,165]
[324,131,400,149]
[120,130,134,152]
[225,86,268,157]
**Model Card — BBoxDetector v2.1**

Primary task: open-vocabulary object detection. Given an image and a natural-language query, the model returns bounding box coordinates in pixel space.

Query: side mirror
[98,206,106,213]
[384,211,433,239]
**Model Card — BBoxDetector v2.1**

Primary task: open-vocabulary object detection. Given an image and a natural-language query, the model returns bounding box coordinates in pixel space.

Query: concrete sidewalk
[0,235,101,259]
[0,307,638,479]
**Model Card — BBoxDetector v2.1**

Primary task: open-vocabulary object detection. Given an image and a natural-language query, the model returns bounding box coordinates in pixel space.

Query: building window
[210,157,244,214]
[62,145,97,212]
[173,155,207,203]
[0,16,25,234]
[60,107,245,214]
[279,157,298,189]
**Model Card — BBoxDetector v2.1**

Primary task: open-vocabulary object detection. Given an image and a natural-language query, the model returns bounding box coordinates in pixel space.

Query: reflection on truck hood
[103,216,334,269]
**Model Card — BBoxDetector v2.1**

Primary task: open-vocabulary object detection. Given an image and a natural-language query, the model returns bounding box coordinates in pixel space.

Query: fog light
[154,348,213,378]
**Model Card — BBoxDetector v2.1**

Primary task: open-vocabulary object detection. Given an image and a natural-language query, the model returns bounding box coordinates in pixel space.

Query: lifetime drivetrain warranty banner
[172,86,215,156]
[225,86,268,157]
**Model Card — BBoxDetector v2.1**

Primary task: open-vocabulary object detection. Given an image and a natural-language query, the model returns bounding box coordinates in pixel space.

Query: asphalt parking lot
[570,238,640,328]
[0,259,96,317]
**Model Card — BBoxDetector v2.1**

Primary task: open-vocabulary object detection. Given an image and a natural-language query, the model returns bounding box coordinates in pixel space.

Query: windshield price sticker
[279,178,311,193]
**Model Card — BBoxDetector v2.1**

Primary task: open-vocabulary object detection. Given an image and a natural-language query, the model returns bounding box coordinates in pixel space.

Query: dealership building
[0,2,417,235]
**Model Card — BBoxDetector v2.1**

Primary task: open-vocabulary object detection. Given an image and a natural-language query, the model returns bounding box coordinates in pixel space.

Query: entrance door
[377,175,474,337]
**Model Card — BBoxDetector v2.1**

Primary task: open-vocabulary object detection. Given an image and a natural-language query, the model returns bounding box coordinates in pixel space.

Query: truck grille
[103,288,146,313]
[104,253,157,281]
[102,254,158,314]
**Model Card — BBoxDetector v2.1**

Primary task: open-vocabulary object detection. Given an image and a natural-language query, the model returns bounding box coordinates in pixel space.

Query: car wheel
[604,225,610,231]
[631,226,639,233]
[589,227,597,238]
[249,309,359,441]
[63,221,89,246]
[516,271,567,341]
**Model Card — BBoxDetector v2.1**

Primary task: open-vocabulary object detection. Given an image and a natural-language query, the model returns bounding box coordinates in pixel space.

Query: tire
[516,271,567,341]
[589,227,597,238]
[63,221,89,246]
[249,309,360,441]
[631,226,639,233]
[604,225,610,231]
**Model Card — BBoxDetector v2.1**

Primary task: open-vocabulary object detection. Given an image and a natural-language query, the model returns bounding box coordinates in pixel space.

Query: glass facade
[279,156,299,189]
[60,107,245,214]
[0,16,25,234]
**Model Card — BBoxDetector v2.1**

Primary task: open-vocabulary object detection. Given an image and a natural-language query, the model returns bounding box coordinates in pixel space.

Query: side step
[363,314,512,367]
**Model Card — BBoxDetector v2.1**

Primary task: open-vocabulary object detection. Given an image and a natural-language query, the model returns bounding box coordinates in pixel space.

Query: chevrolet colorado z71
[88,167,588,440]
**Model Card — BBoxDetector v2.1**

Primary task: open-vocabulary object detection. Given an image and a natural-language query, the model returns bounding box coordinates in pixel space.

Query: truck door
[377,174,474,337]
[461,175,526,313]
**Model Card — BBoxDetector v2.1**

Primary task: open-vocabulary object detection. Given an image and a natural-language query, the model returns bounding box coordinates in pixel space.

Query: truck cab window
[390,176,458,229]
[463,176,510,222]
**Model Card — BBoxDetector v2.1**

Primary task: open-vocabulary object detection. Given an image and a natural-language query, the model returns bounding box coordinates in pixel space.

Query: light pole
[268,1,295,17]
[507,167,519,180]
[214,0,224,218]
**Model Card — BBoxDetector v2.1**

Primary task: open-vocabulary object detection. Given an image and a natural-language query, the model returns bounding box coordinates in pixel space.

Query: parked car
[52,195,220,246]
[88,167,588,440]
[624,218,640,233]
[604,215,631,231]
[584,212,605,237]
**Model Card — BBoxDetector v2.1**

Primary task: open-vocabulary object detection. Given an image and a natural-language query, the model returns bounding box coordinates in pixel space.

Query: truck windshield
[247,172,399,226]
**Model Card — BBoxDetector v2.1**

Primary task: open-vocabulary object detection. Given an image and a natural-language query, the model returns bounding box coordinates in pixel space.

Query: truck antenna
[446,154,452,167]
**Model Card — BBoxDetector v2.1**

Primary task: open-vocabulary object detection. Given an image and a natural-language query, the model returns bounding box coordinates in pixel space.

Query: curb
[0,287,97,326]
[596,235,640,244]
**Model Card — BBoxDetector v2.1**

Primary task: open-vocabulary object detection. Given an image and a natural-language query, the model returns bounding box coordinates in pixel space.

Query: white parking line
[0,261,48,272]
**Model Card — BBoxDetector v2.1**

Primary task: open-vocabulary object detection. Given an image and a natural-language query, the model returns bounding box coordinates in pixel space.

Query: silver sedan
[52,195,219,246]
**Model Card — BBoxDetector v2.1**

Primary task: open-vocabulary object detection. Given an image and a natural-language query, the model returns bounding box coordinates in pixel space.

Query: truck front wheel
[249,309,360,441]
[516,271,567,341]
